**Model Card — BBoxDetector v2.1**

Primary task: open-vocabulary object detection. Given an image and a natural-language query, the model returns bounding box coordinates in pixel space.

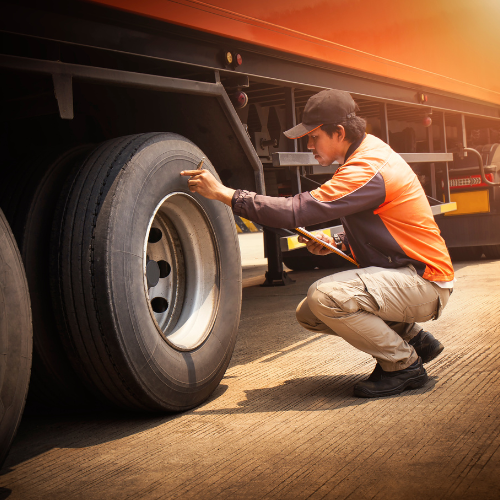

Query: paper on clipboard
[294,227,359,267]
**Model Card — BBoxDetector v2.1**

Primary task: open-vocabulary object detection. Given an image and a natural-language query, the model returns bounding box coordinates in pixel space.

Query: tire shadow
[194,375,438,415]
[0,384,230,472]
[0,488,11,500]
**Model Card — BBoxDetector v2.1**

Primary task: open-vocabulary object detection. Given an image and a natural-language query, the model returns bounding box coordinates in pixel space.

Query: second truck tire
[0,146,99,411]
[51,133,242,412]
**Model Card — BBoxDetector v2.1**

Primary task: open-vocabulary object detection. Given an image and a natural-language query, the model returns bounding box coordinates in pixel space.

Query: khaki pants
[296,266,452,372]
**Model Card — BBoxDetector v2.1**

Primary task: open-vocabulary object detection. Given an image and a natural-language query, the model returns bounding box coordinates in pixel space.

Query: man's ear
[337,125,346,141]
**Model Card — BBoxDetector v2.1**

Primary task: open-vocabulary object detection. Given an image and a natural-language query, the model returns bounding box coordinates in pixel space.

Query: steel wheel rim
[144,192,220,351]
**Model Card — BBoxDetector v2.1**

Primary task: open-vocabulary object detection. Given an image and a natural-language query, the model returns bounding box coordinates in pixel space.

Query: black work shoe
[365,363,384,382]
[409,330,444,363]
[353,358,428,398]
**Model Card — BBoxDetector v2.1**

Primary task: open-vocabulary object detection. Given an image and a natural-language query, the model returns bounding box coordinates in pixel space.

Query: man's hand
[298,231,334,256]
[180,168,235,206]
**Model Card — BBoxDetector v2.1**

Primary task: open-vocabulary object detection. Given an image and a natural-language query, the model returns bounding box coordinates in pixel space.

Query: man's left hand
[298,231,334,256]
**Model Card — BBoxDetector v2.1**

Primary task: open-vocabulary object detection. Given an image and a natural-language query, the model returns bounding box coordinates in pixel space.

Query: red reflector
[445,174,494,189]
[230,91,248,109]
[235,53,243,66]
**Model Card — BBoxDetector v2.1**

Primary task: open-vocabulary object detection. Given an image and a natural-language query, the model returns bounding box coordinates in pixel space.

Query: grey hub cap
[144,192,220,350]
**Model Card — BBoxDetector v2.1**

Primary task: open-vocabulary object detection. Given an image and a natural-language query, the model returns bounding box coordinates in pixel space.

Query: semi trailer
[1,0,499,465]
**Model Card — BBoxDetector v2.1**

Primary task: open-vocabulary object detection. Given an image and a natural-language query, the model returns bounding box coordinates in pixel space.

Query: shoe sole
[420,342,444,364]
[353,372,429,398]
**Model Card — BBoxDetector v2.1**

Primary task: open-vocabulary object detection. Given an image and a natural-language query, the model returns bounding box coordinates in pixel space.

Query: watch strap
[332,233,342,249]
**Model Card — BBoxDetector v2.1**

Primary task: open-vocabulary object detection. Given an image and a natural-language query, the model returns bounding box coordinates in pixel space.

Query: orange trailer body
[89,0,500,106]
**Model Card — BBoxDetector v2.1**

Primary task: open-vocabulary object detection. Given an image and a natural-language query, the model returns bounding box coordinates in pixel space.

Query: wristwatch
[332,233,342,249]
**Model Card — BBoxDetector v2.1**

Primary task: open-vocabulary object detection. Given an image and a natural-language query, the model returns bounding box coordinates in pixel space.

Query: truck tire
[51,133,241,412]
[449,246,483,261]
[283,252,316,271]
[482,244,500,259]
[13,147,99,411]
[0,208,32,467]
[283,247,348,271]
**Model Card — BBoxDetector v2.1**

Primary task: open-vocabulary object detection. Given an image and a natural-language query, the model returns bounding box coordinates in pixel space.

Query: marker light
[231,91,248,109]
[417,92,428,104]
[224,51,233,65]
[222,50,243,68]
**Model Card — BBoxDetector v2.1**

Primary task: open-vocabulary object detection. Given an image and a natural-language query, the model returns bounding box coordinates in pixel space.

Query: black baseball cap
[284,89,358,139]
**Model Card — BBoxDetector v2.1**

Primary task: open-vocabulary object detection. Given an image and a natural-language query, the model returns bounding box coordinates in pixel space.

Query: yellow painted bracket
[432,201,457,216]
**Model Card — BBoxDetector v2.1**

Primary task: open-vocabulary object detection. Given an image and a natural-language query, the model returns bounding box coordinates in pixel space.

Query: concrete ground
[1,234,500,499]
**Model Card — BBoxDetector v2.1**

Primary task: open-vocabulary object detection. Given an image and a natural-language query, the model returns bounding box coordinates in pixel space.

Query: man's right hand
[298,231,334,256]
[180,169,235,206]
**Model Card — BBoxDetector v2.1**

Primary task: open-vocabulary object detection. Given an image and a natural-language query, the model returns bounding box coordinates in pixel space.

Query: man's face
[306,127,346,166]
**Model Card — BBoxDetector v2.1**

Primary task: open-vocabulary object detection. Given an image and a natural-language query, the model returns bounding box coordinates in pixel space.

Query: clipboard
[294,227,359,267]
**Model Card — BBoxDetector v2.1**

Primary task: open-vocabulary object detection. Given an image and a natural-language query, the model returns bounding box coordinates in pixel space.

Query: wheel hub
[144,192,220,351]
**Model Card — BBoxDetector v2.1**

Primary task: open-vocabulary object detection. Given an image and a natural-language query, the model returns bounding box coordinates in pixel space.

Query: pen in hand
[179,157,235,205]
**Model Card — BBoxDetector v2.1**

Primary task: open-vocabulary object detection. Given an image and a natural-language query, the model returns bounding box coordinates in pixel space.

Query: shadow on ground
[0,488,11,500]
[0,383,229,473]
[195,375,438,415]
